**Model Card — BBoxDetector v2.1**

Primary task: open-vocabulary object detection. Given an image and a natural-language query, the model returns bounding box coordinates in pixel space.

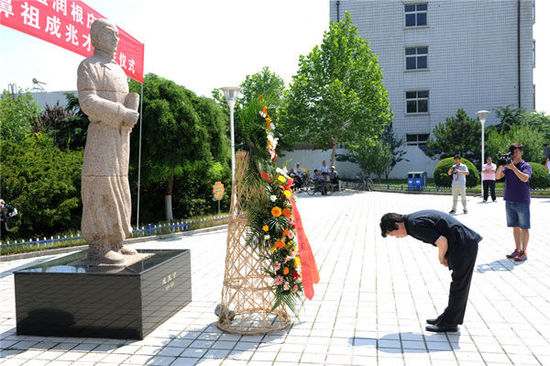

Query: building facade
[322,0,535,178]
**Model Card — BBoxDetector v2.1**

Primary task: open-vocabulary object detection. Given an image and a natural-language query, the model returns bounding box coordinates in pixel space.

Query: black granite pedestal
[14,249,191,339]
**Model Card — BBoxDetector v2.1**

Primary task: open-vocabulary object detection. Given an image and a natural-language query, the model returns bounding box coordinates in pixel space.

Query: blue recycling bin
[407,171,428,191]
[407,173,415,190]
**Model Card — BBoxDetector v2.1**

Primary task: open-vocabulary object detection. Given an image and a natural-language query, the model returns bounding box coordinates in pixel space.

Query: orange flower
[271,207,282,217]
[262,106,268,116]
[282,209,291,218]
[275,239,285,249]
[265,118,272,130]
[283,229,289,236]
[283,267,289,275]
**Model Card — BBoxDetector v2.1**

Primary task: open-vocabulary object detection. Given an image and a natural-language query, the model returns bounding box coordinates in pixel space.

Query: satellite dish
[32,78,46,85]
[31,78,46,91]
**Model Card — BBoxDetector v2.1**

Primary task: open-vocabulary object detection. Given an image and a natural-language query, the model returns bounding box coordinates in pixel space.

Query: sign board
[1,0,144,82]
[213,181,224,201]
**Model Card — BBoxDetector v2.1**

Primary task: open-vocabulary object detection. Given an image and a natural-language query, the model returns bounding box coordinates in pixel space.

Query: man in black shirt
[380,210,482,332]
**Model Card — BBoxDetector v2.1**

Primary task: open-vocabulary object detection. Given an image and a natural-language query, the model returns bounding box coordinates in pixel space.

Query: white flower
[264,235,271,240]
[270,195,277,202]
[259,111,266,118]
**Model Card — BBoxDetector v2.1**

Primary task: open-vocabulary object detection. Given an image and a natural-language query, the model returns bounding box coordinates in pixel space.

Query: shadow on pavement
[350,331,461,353]
[476,258,522,273]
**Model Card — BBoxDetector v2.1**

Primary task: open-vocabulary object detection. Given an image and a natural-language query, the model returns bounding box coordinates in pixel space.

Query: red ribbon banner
[1,0,144,83]
[290,197,319,300]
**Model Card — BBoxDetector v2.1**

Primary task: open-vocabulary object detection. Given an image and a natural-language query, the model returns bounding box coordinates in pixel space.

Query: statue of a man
[77,19,140,265]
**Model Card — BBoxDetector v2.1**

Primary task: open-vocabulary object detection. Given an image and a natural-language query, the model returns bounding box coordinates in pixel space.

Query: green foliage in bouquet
[239,96,304,317]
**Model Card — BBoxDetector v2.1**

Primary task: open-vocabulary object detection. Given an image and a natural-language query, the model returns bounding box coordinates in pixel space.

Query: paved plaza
[1,191,550,366]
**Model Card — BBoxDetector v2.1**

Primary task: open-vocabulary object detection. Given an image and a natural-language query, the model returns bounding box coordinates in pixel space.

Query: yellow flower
[283,190,292,198]
[271,206,282,217]
[270,246,276,253]
[295,257,301,266]
[277,175,286,183]
[262,225,269,232]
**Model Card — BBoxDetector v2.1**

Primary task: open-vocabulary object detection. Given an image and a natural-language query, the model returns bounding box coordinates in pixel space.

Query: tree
[240,66,285,109]
[426,109,482,167]
[351,140,393,183]
[129,74,230,221]
[280,12,392,166]
[381,121,407,179]
[486,123,547,164]
[0,90,40,142]
[32,93,90,150]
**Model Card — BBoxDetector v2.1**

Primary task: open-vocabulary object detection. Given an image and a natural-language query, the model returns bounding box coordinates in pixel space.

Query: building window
[532,40,536,67]
[406,134,430,146]
[406,91,429,113]
[406,47,428,70]
[405,3,427,27]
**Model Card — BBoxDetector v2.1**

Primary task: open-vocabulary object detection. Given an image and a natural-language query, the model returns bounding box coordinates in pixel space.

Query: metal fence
[1,215,229,251]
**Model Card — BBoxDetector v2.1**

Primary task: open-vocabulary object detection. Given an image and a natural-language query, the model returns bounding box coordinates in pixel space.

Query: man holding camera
[495,143,532,262]
[448,155,469,214]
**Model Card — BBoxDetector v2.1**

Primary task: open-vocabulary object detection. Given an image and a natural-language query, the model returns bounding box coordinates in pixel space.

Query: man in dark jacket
[380,210,482,332]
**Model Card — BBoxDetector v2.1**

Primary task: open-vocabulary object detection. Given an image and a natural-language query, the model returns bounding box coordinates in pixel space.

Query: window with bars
[406,91,429,114]
[406,47,428,70]
[405,3,427,27]
[406,134,430,146]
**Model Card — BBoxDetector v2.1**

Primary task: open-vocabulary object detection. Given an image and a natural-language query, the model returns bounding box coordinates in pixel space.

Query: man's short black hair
[380,213,405,238]
[454,154,461,160]
[509,142,524,152]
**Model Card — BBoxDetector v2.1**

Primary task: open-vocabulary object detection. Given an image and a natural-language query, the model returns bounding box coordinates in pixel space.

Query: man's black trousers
[440,242,479,325]
[483,180,496,201]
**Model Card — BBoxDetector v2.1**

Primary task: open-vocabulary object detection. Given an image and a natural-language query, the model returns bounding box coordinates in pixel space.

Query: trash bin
[407,172,415,191]
[407,171,428,191]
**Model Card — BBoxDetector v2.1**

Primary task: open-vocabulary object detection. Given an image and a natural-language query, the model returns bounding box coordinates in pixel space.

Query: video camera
[1,201,18,232]
[497,152,512,166]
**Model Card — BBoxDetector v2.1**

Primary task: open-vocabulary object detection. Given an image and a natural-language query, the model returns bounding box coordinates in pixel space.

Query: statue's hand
[123,108,139,128]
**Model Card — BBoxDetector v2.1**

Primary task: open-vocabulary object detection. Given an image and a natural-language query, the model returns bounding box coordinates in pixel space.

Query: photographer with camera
[495,143,532,262]
[447,155,469,214]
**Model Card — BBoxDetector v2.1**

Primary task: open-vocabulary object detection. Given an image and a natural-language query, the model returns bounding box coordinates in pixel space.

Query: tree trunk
[165,167,174,221]
[330,136,338,167]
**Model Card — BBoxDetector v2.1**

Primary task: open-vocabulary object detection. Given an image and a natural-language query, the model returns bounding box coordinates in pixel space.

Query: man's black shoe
[425,324,458,332]
[426,318,439,325]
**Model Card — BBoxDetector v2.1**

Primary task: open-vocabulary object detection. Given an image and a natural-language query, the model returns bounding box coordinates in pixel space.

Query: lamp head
[219,87,241,102]
[476,110,489,124]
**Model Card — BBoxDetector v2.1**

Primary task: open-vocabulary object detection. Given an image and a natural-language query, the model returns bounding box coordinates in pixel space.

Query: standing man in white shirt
[482,156,497,203]
[448,155,470,214]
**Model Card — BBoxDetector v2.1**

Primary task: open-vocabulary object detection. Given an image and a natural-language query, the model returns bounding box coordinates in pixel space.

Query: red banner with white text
[0,0,144,83]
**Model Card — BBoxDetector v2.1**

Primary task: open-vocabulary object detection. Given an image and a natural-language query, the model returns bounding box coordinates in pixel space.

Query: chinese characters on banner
[0,0,144,83]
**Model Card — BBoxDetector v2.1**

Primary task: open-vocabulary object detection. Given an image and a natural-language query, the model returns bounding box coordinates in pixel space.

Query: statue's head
[90,19,119,56]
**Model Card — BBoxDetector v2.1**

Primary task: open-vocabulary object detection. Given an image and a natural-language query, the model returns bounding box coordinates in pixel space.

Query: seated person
[289,168,302,190]
[329,165,339,184]
[312,169,327,195]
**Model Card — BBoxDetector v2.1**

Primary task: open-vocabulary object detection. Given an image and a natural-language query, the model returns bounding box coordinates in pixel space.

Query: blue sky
[1,0,548,114]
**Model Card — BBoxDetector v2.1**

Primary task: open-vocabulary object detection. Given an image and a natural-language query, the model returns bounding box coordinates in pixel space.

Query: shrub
[433,157,480,188]
[527,162,550,189]
[0,140,83,239]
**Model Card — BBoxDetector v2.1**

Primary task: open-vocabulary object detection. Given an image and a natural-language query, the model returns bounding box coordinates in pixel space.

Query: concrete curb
[0,224,228,262]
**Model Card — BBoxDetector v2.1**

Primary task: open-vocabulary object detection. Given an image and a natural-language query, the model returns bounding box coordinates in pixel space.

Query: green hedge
[433,157,480,188]
[0,139,83,239]
[527,162,550,189]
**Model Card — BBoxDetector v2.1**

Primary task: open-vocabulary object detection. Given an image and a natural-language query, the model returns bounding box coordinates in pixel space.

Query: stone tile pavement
[1,191,549,365]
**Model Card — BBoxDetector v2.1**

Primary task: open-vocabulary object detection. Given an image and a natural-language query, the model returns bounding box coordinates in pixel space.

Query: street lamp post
[477,110,489,200]
[220,87,241,184]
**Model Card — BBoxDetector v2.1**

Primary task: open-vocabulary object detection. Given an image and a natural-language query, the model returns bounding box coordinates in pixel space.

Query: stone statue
[77,19,140,265]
